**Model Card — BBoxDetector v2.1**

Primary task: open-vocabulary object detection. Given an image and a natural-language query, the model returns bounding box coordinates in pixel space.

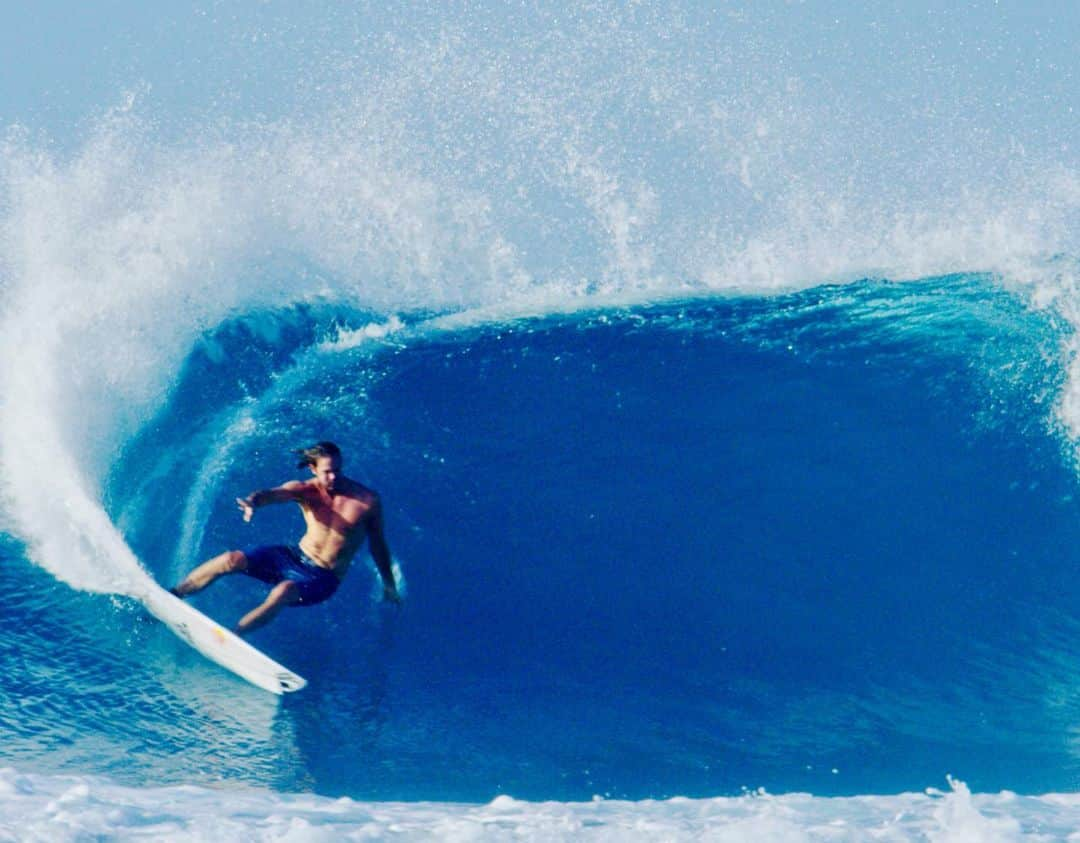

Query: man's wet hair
[296,441,342,468]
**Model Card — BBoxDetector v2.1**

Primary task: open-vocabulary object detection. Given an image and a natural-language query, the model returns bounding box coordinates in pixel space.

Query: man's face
[312,456,341,492]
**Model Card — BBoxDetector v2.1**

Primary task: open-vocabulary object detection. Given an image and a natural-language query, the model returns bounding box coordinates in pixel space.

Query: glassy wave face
[4,275,1080,804]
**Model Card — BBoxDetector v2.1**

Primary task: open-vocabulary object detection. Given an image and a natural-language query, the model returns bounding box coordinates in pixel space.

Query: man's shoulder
[282,478,321,499]
[343,478,379,504]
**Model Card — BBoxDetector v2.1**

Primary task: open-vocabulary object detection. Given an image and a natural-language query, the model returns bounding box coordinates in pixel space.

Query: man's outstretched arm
[236,481,305,522]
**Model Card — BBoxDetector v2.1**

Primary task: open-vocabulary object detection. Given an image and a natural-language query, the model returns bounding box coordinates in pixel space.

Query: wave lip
[4,74,1080,599]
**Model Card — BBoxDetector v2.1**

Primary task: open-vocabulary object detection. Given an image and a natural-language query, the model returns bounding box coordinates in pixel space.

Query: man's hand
[236,496,255,522]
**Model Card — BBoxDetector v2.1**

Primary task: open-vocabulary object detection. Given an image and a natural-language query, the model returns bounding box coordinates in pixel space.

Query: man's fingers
[236,497,253,521]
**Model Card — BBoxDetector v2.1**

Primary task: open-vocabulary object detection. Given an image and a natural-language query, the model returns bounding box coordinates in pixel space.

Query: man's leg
[234,580,300,635]
[170,550,247,597]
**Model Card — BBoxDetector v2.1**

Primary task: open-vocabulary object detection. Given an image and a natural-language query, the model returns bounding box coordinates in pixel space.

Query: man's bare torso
[293,478,377,578]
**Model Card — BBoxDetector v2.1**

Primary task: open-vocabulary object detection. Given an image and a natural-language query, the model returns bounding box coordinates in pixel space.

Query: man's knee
[221,550,248,573]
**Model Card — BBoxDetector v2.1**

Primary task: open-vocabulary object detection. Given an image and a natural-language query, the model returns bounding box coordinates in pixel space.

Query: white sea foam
[1,769,1073,842]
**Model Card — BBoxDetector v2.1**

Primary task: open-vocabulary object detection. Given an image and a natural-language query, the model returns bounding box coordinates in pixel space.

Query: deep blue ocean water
[7,275,1080,814]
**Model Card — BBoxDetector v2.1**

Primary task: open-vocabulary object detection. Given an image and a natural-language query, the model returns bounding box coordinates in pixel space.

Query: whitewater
[6,2,1080,839]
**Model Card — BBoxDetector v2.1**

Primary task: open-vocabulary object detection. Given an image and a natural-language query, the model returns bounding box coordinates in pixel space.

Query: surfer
[170,441,400,634]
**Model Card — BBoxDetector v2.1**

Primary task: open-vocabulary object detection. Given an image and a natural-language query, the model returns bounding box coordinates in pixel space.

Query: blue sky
[4,1,1077,155]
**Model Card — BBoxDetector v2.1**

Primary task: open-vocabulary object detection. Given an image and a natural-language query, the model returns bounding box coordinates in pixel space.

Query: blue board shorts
[242,545,341,606]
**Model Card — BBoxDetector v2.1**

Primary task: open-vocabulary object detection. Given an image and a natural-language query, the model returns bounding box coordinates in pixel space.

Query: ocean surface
[6,2,1080,839]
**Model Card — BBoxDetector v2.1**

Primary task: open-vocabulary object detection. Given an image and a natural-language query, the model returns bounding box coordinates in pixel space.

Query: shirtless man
[171,441,399,634]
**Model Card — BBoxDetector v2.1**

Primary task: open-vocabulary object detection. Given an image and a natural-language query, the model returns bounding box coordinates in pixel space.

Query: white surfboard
[137,582,307,695]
